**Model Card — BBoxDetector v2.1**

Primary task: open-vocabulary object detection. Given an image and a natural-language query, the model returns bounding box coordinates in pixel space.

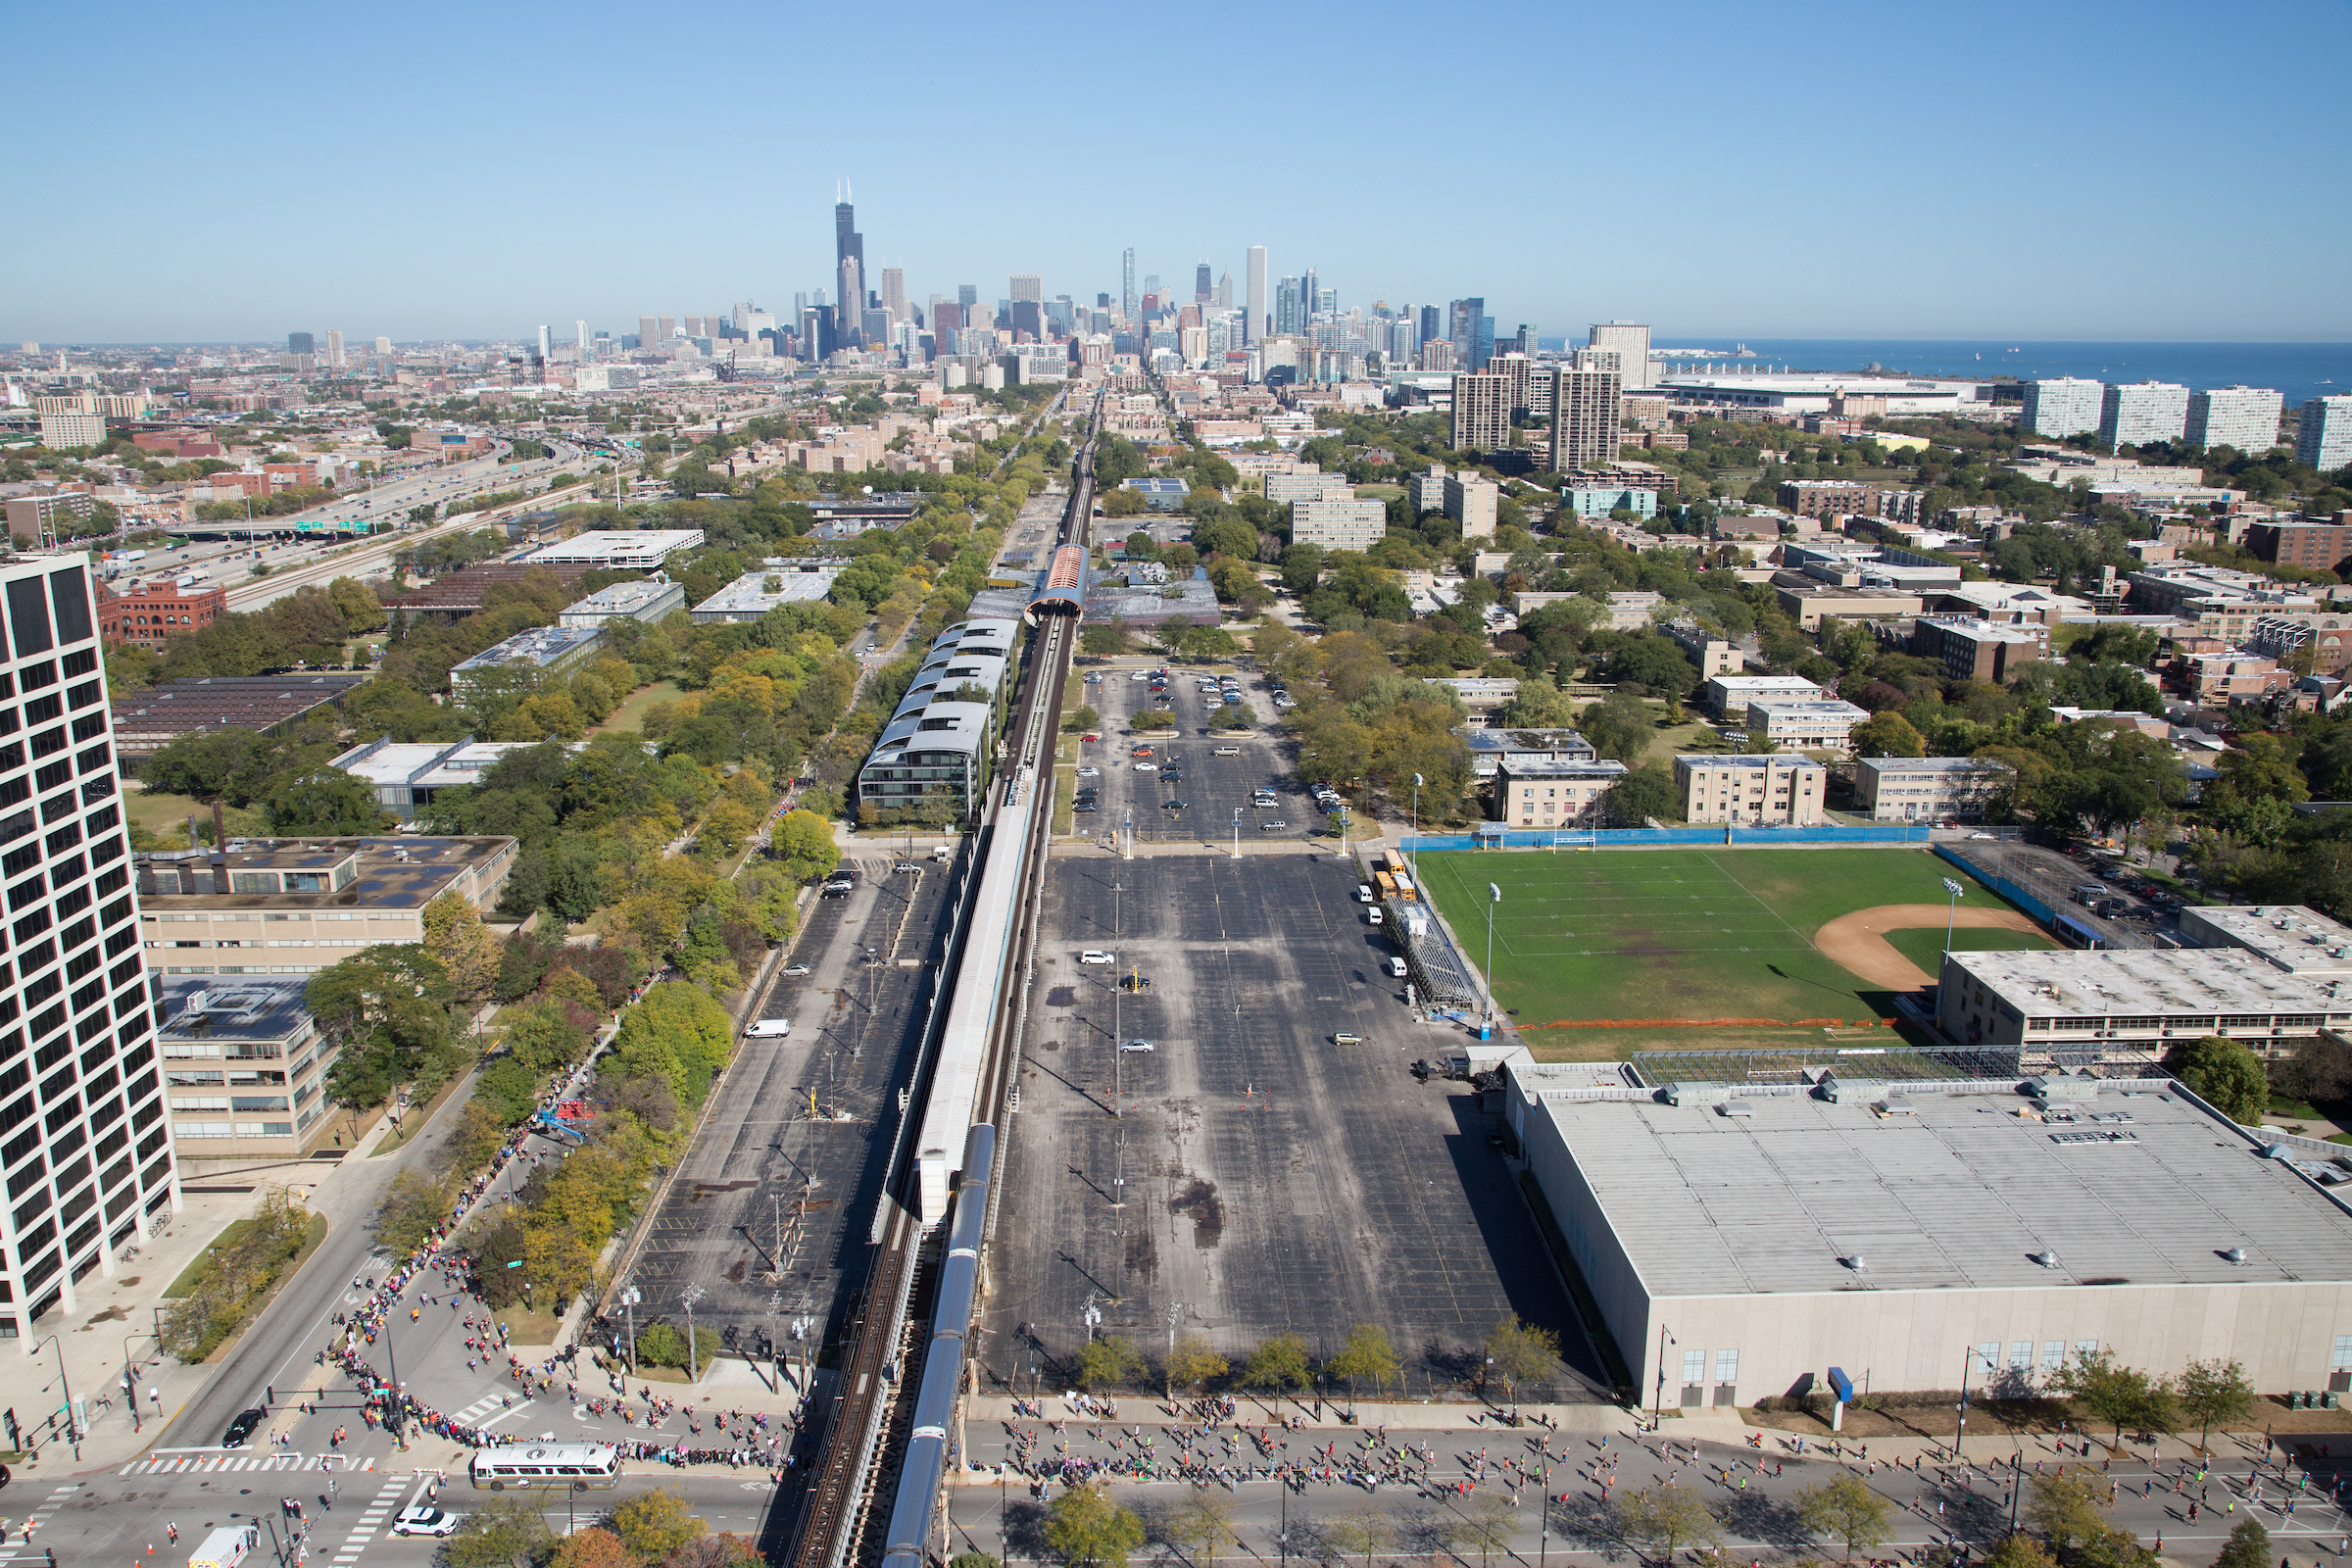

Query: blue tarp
[1398,823,1935,853]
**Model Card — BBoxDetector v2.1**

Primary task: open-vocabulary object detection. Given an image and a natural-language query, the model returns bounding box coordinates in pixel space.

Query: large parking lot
[1067,661,1330,848]
[980,853,1603,1400]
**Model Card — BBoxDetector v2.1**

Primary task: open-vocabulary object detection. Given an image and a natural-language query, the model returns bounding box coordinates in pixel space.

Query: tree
[1321,1508,1396,1568]
[609,1489,706,1566]
[2174,1357,2256,1449]
[1607,762,1682,826]
[1076,1334,1147,1391]
[2025,1470,2107,1557]
[1163,1335,1228,1396]
[1849,710,1927,759]
[772,808,842,884]
[1794,1473,1893,1560]
[1482,1313,1559,1398]
[1498,675,1578,730]
[445,1495,557,1568]
[1324,1322,1402,1401]
[1067,704,1100,733]
[552,1528,632,1568]
[1241,1332,1310,1392]
[422,890,499,1004]
[372,1168,449,1254]
[1613,1484,1721,1564]
[2056,1347,2175,1447]
[2212,1517,2272,1568]
[1082,618,1134,657]
[1446,1493,1517,1568]
[1578,693,1654,763]
[1043,1482,1145,1568]
[949,1555,1003,1568]
[1982,1535,2058,1568]
[267,766,385,834]
[1166,1494,1241,1567]
[2168,1035,2269,1123]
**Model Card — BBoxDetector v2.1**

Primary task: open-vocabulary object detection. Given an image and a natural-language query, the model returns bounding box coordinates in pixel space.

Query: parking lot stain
[1167,1176,1225,1249]
[1047,985,1077,1006]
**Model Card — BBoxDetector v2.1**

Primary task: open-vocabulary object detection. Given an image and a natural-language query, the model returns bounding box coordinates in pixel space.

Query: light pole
[620,1285,641,1376]
[1650,1324,1674,1434]
[29,1333,79,1458]
[683,1285,707,1383]
[1941,877,1966,964]
[1411,771,1423,882]
[1232,808,1241,861]
[1485,881,1502,1033]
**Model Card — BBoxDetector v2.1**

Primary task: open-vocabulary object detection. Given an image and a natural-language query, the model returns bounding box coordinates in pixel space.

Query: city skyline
[10,0,2351,344]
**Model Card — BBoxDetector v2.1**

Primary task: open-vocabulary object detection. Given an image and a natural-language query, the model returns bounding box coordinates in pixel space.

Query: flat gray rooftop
[1951,945,2352,1016]
[1537,1082,2352,1300]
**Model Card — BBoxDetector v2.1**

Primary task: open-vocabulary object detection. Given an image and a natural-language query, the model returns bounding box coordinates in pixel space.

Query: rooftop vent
[2030,1250,2060,1268]
[1718,1099,1755,1117]
[1842,1253,1867,1272]
[2224,1246,2248,1265]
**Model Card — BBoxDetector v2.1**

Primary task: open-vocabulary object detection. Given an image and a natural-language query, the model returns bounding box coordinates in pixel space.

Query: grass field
[1883,924,2054,977]
[591,679,682,736]
[1417,847,2022,1034]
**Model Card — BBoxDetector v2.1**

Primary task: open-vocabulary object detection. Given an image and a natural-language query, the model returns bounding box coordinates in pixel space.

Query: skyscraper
[536,324,550,362]
[323,330,344,369]
[637,316,659,351]
[1121,249,1136,322]
[2298,396,2352,472]
[834,193,865,347]
[1010,273,1043,303]
[2098,382,2189,448]
[1447,300,1490,369]
[1587,321,1653,389]
[1246,246,1268,344]
[0,554,177,1340]
[957,284,977,309]
[881,268,908,323]
[1419,304,1442,343]
[575,320,588,357]
[1551,366,1623,473]
[374,336,392,355]
[1196,263,1212,302]
[1216,271,1233,309]
[287,331,314,356]
[1300,268,1320,323]
[2023,378,2102,438]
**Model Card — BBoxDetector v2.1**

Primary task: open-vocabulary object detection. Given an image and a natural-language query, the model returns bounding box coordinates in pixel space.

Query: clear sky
[12,0,2349,345]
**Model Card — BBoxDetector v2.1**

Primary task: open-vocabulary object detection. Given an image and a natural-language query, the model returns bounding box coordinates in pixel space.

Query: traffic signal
[4,1407,17,1447]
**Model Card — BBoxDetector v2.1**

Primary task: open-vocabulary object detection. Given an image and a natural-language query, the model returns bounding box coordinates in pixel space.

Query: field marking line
[1697,851,1814,949]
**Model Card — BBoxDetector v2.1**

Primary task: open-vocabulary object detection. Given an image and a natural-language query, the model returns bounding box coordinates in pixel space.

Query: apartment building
[2099,382,2190,448]
[1673,754,1827,825]
[1549,366,1622,473]
[2022,378,2103,439]
[1703,674,1822,721]
[1662,619,1742,678]
[134,836,519,977]
[1494,756,1630,828]
[1852,755,2014,823]
[96,578,230,650]
[1444,473,1498,538]
[2246,521,2352,573]
[1910,615,2046,683]
[1292,498,1388,552]
[1449,372,1509,452]
[2185,386,2283,453]
[0,555,178,1345]
[2298,396,2352,472]
[1745,696,1870,753]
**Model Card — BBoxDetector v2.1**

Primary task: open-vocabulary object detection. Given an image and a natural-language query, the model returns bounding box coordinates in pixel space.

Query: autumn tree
[1482,1313,1560,1398]
[609,1489,706,1566]
[422,890,500,1004]
[1795,1473,1893,1560]
[1325,1322,1402,1401]
[1163,1335,1228,1396]
[1043,1482,1145,1568]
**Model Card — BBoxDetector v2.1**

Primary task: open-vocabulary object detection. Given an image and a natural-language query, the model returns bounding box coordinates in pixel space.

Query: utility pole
[683,1285,707,1383]
[620,1285,641,1376]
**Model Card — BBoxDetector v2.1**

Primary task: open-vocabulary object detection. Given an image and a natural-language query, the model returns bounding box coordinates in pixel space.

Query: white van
[1387,956,1409,978]
[744,1018,793,1038]
[1356,884,1375,904]
[1213,746,1242,757]
[1366,907,1384,926]
[189,1527,258,1568]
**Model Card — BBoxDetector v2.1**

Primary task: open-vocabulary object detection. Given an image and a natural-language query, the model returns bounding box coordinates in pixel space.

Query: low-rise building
[1663,619,1742,678]
[1434,677,1520,724]
[135,835,520,978]
[1853,755,2014,823]
[1444,472,1499,538]
[1703,674,1822,721]
[1745,696,1870,753]
[1494,756,1629,828]
[2175,906,2352,974]
[97,578,229,649]
[329,738,551,819]
[556,577,686,626]
[1911,616,2046,683]
[520,529,704,569]
[1673,754,1827,825]
[1935,946,2352,1056]
[158,977,339,1158]
[2246,521,2352,574]
[854,617,1018,823]
[1464,728,1597,778]
[1774,583,1927,630]
[686,563,846,623]
[111,673,368,760]
[447,625,607,702]
[1120,477,1189,512]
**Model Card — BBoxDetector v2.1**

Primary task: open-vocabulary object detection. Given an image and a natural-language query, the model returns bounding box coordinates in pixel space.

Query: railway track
[782,395,1102,1568]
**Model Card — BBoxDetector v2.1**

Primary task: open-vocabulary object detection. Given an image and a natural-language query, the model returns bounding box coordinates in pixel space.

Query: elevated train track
[782,393,1102,1568]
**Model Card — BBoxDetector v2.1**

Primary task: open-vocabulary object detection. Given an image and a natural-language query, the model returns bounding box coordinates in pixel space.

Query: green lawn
[123,788,266,846]
[1883,924,2055,978]
[1418,847,2022,1030]
[591,680,683,736]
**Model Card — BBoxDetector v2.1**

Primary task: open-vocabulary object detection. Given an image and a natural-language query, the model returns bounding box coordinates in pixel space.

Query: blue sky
[12,0,2349,344]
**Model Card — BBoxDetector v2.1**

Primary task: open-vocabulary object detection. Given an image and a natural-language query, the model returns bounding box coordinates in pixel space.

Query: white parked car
[392,1508,461,1538]
[1077,766,1101,777]
[1079,950,1116,964]
[1135,762,1157,771]
[1119,1039,1156,1053]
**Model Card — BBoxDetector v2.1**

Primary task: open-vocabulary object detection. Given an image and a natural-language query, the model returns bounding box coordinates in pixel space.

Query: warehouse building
[1508,1062,2352,1404]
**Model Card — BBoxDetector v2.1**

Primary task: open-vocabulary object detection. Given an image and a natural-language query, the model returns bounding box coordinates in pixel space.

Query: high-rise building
[1300,268,1320,323]
[2022,377,2103,438]
[1448,299,1491,370]
[2098,381,2190,449]
[575,320,588,356]
[2299,396,2352,473]
[657,316,675,344]
[957,283,977,309]
[2185,386,2283,453]
[1490,354,1535,421]
[1216,271,1233,309]
[1121,249,1136,322]
[1419,304,1442,343]
[637,316,659,351]
[374,336,392,355]
[881,268,908,323]
[0,554,177,1341]
[1587,321,1653,389]
[1450,372,1509,452]
[322,330,344,369]
[536,324,550,362]
[1246,246,1267,344]
[1514,323,1538,358]
[1010,273,1044,304]
[1196,263,1212,302]
[1551,366,1624,473]
[834,195,865,346]
[1275,278,1303,335]
[286,331,314,356]
[1009,275,1045,340]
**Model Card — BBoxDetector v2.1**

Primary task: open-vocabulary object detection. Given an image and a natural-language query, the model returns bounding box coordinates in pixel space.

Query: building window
[2074,1340,2100,1364]
[2010,1342,2034,1372]
[1682,1348,1705,1385]
[1715,1348,1739,1383]
[2333,1336,2352,1372]
[1975,1342,2001,1376]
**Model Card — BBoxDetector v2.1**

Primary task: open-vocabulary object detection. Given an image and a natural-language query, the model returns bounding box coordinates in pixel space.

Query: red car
[1081,731,1101,742]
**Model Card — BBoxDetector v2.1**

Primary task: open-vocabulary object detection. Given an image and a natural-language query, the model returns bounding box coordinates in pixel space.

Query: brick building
[97,579,230,649]
[1909,616,2045,683]
[2246,521,2352,574]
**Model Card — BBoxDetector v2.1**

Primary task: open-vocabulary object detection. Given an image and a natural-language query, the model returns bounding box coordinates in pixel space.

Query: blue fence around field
[1397,823,1936,853]
[1933,843,2060,930]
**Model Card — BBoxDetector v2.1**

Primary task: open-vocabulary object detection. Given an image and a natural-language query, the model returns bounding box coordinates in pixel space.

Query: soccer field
[1414,847,2035,1030]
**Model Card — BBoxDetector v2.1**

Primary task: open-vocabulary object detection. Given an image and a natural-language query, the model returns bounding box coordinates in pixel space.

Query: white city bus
[468,1443,622,1491]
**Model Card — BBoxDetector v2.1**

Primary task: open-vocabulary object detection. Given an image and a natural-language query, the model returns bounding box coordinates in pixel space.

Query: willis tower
[835,189,864,349]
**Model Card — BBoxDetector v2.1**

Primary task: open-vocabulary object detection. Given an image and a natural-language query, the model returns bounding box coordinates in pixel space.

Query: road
[942,1414,2345,1568]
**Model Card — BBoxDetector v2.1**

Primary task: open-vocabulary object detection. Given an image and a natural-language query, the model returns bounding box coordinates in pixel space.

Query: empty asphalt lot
[981,852,1602,1399]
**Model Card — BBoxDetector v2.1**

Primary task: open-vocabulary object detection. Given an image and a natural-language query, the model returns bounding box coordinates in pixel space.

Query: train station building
[1506,1063,2352,1407]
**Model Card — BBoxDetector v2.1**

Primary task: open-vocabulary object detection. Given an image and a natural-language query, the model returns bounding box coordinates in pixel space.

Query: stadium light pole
[1486,882,1502,1030]
[1411,772,1423,882]
[1941,876,1966,962]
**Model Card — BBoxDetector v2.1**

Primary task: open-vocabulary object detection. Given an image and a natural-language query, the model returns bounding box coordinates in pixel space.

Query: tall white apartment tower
[322,330,344,369]
[2022,377,2103,438]
[2098,381,2190,448]
[536,324,550,362]
[0,555,173,1348]
[1121,249,1136,322]
[1587,321,1654,389]
[2185,385,2283,452]
[575,320,588,356]
[1246,246,1268,345]
[1551,365,1624,472]
[2298,396,2352,473]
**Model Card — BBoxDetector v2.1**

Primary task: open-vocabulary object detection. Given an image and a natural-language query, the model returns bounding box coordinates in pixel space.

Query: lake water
[1642,339,2352,410]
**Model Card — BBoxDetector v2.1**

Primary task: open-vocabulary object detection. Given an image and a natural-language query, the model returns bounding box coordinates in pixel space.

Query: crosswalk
[120,1451,380,1476]
[0,1482,82,1563]
[330,1476,416,1566]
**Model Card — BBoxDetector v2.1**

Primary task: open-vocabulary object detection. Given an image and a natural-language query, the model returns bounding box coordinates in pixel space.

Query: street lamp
[1650,1324,1674,1434]
[620,1285,642,1375]
[683,1285,707,1383]
[1485,882,1502,1033]
[27,1334,79,1458]
[1941,877,1966,963]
